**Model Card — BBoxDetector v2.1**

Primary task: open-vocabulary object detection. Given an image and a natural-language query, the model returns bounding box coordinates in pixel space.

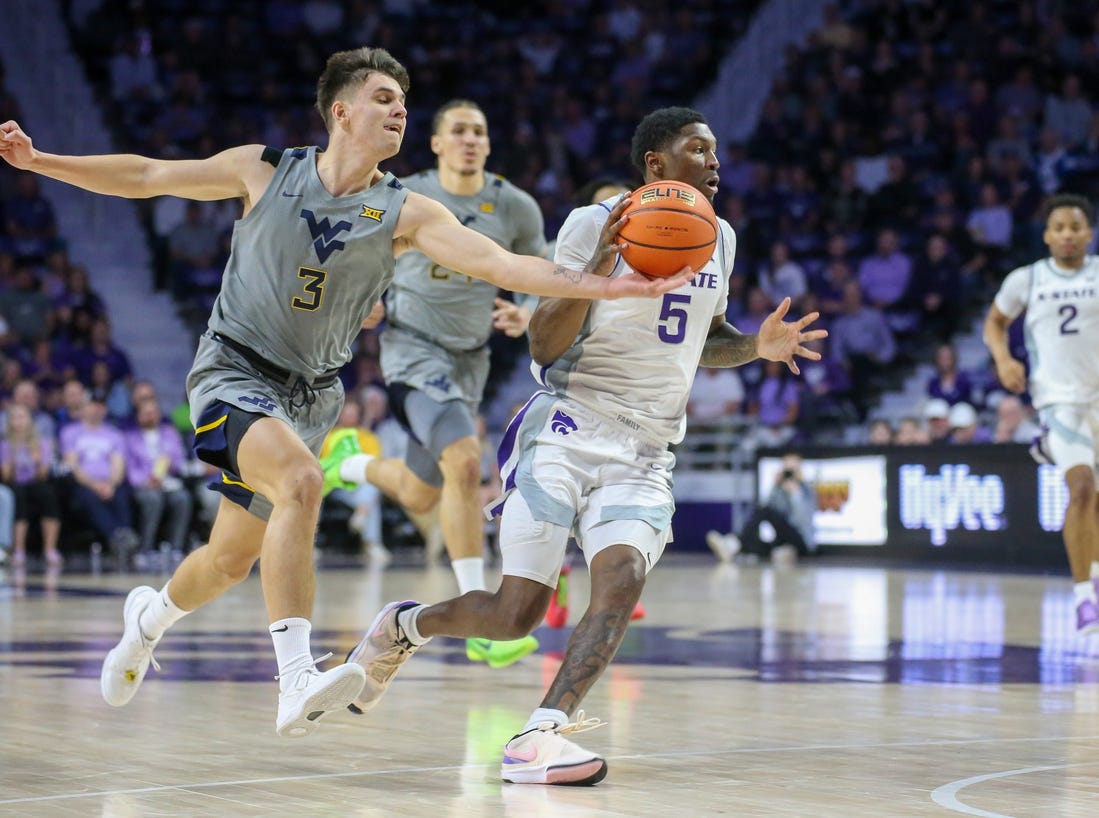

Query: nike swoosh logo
[271,624,290,632]
[281,191,303,198]
[503,745,539,763]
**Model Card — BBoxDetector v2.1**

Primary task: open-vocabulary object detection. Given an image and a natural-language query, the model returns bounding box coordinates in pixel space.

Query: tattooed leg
[541,545,646,714]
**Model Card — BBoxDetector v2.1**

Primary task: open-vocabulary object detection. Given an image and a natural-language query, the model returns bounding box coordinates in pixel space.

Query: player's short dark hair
[316,47,410,131]
[1044,193,1095,224]
[574,176,630,207]
[630,107,709,176]
[431,99,485,134]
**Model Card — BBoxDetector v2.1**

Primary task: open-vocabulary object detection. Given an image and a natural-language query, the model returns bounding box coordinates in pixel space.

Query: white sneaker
[706,531,741,563]
[771,543,798,566]
[501,711,608,785]
[276,662,366,738]
[100,586,160,707]
[346,600,425,714]
[367,541,392,568]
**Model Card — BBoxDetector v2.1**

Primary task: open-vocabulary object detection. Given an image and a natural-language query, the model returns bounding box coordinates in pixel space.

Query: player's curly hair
[316,47,410,131]
[1044,193,1095,224]
[630,107,709,176]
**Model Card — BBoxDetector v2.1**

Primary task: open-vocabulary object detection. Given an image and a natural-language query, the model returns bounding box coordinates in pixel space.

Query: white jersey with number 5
[533,196,736,444]
[993,255,1099,408]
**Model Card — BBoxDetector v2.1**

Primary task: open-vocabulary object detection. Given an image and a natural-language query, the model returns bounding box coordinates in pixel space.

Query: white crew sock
[339,454,375,484]
[396,604,430,646]
[138,583,189,641]
[270,617,314,688]
[524,707,568,732]
[451,557,485,595]
[1073,581,1097,604]
[1090,561,1099,580]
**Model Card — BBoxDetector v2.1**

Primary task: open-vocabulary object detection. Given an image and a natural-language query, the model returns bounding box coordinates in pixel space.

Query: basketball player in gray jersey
[0,47,690,741]
[328,100,542,669]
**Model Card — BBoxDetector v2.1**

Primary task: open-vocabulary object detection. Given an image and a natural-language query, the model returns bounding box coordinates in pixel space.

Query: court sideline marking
[3,734,1098,806]
[931,761,1098,818]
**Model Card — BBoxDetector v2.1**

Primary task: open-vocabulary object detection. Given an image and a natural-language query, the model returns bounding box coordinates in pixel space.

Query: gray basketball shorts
[386,381,477,488]
[187,333,344,521]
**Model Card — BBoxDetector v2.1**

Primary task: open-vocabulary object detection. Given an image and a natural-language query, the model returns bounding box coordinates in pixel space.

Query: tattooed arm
[700,321,759,368]
[703,296,828,375]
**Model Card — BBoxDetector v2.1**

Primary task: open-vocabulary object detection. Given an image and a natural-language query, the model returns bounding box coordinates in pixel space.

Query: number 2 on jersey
[292,266,327,311]
[658,293,691,343]
[1059,304,1079,335]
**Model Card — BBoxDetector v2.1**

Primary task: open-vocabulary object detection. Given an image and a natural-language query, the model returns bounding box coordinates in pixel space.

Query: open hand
[757,297,828,375]
[582,194,631,279]
[492,297,531,337]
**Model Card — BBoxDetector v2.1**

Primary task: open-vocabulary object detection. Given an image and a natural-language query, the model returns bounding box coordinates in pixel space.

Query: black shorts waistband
[209,332,340,388]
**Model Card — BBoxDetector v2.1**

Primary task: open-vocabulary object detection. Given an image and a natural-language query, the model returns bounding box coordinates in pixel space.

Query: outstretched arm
[701,297,827,373]
[400,193,693,302]
[0,120,259,202]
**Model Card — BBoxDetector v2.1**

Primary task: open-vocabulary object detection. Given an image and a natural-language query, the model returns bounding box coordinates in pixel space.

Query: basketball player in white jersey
[0,48,690,741]
[345,107,826,784]
[984,193,1099,634]
[328,99,544,669]
[539,177,648,629]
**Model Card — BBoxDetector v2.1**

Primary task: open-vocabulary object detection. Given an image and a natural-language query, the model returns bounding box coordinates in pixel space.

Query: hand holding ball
[617,181,718,278]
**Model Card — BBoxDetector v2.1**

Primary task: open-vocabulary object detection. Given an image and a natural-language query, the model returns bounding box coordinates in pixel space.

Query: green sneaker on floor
[466,635,539,668]
[320,429,362,496]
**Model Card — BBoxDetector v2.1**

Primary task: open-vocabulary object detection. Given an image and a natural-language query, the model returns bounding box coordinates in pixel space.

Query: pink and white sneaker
[501,711,608,785]
[1076,596,1099,635]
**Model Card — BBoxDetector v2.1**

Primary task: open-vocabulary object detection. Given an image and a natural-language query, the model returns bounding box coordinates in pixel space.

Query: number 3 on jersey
[292,266,327,311]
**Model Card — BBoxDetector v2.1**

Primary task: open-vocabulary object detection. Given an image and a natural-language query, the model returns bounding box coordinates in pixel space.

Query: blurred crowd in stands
[1,0,1098,562]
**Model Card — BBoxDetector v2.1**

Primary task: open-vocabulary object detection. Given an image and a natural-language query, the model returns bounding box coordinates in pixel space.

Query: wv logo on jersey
[239,395,277,412]
[359,205,385,222]
[425,374,452,393]
[550,410,578,436]
[300,210,352,263]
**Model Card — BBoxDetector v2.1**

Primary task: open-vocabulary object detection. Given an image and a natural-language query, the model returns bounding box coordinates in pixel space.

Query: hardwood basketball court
[2,556,1097,817]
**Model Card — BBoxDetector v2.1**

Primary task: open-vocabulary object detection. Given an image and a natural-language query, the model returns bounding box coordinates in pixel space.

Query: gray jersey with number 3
[206,146,408,378]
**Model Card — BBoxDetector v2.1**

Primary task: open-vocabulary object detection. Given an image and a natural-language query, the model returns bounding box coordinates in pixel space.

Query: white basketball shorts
[489,393,675,587]
[1036,403,1099,473]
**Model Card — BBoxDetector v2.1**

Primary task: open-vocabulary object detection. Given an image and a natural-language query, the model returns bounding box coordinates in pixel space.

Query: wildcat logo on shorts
[550,410,578,436]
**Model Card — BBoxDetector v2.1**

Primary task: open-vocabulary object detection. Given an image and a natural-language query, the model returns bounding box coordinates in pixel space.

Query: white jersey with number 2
[533,195,736,444]
[993,255,1099,409]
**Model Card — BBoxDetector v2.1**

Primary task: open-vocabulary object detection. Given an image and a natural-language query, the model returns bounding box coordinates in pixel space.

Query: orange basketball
[618,181,718,278]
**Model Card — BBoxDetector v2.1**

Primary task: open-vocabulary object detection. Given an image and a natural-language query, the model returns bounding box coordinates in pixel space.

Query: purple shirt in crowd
[0,438,54,484]
[757,377,800,426]
[60,422,124,482]
[857,251,912,306]
[122,422,187,487]
[927,372,975,406]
